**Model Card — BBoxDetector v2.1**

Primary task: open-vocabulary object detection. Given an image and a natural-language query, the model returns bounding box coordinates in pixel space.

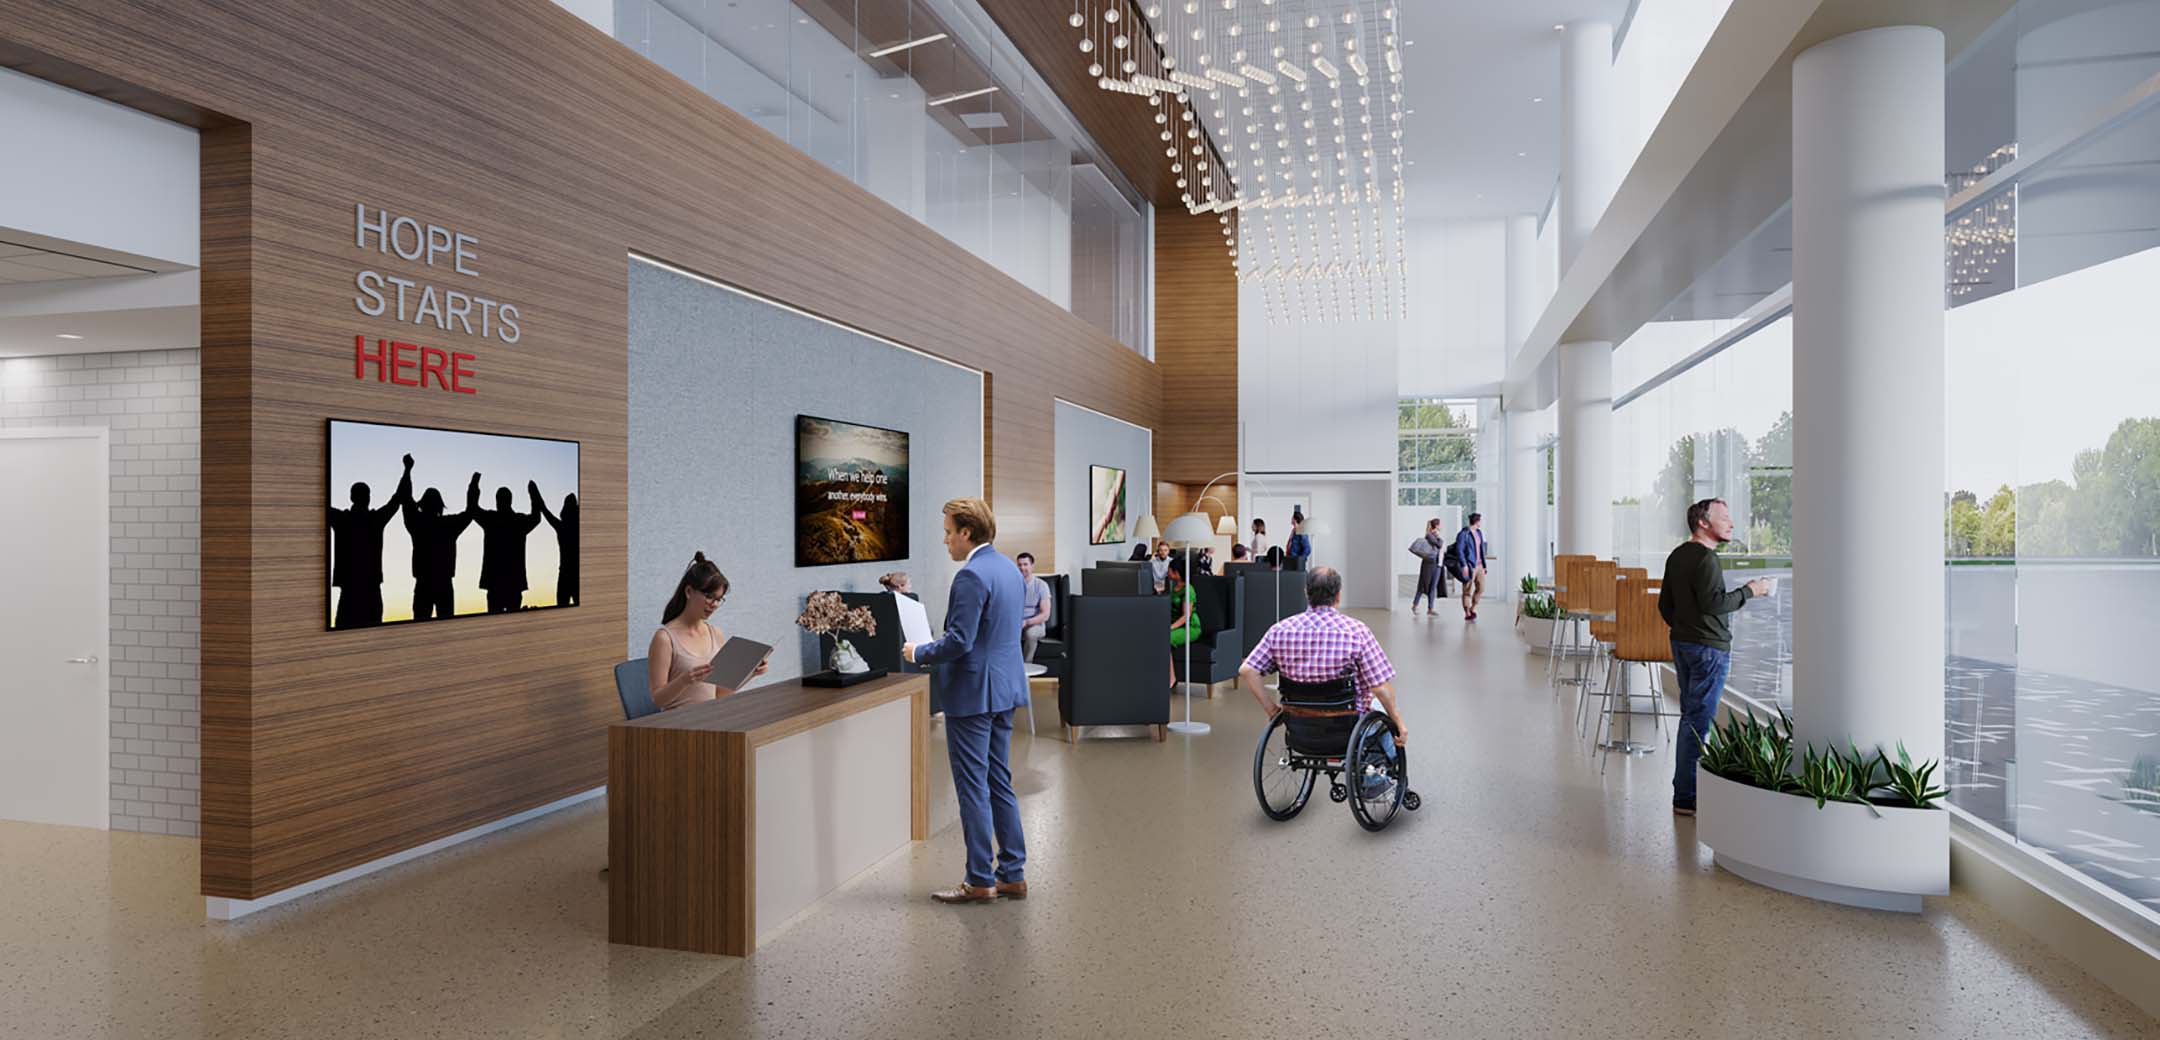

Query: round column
[1557,339,1613,558]
[1504,405,1550,581]
[1790,26,1945,762]
[1560,21,1629,271]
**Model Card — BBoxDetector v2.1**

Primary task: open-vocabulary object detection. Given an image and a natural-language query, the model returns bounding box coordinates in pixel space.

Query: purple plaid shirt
[1240,607,1397,713]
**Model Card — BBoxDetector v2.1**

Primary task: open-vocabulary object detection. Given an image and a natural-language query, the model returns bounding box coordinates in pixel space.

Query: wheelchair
[1251,675,1420,831]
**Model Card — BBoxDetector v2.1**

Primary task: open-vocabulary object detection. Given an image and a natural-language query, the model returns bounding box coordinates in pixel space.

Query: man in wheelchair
[1238,568,1418,829]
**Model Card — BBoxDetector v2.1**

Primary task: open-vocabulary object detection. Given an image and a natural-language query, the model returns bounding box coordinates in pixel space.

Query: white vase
[831,638,869,674]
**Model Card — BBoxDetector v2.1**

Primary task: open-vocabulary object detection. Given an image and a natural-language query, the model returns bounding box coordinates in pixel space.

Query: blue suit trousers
[945,709,1026,887]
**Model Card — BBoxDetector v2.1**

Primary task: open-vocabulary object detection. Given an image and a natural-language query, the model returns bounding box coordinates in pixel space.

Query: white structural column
[1503,406,1550,581]
[1790,26,1946,762]
[1559,21,1628,271]
[1503,214,1551,579]
[1555,340,1613,557]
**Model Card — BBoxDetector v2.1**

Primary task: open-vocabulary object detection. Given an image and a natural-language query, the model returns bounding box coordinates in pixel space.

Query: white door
[0,429,109,829]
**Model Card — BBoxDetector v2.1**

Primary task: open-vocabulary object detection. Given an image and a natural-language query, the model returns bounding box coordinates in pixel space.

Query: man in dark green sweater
[1660,498,1773,816]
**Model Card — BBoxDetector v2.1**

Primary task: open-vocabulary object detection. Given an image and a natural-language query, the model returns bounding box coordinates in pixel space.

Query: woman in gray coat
[1410,517,1449,615]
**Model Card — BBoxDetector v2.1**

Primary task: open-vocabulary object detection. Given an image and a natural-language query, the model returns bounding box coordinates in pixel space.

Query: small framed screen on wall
[1090,464,1127,545]
[326,419,580,630]
[795,414,911,567]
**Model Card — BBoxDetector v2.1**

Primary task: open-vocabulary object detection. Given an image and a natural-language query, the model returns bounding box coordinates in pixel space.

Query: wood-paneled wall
[1153,211,1240,488]
[0,0,1161,899]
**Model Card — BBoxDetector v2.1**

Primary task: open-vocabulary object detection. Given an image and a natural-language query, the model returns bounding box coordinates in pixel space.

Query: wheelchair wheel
[1345,714,1406,832]
[1252,714,1315,821]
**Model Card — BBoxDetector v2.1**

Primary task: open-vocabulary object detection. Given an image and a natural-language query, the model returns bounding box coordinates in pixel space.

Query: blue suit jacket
[913,545,1028,717]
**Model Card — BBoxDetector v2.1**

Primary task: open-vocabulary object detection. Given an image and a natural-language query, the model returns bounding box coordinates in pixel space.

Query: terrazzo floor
[3,609,2155,1039]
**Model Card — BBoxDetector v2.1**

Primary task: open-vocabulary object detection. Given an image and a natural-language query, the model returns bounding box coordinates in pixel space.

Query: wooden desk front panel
[608,674,929,955]
[607,725,752,955]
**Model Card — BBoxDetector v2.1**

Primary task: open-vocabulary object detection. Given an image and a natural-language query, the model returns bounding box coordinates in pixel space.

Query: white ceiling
[1398,0,1631,222]
[0,238,160,284]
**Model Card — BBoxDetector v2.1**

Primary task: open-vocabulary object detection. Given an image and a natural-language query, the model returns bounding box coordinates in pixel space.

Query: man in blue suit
[902,497,1030,904]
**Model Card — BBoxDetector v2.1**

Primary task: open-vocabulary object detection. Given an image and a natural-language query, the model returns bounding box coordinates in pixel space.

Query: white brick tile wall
[0,349,200,836]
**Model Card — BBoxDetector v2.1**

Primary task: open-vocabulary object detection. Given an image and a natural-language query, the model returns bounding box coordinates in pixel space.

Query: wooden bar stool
[1595,575,1670,772]
[1547,554,1595,687]
[1578,566,1645,738]
[1564,559,1616,695]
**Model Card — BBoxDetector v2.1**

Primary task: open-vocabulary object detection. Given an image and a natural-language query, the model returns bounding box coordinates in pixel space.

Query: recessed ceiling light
[1553,24,1565,31]
[868,32,949,58]
[1532,97,1543,103]
[56,333,83,340]
[1517,151,1527,157]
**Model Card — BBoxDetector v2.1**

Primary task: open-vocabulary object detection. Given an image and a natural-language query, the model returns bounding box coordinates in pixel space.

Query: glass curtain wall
[612,0,1152,356]
[1942,70,2160,924]
[1609,317,1794,709]
[1603,0,2160,929]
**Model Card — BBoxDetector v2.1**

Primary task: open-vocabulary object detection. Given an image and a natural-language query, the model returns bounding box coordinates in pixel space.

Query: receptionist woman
[648,552,767,711]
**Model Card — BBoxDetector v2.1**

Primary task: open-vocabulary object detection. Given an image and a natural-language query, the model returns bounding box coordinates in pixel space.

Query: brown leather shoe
[994,880,1028,900]
[930,881,997,904]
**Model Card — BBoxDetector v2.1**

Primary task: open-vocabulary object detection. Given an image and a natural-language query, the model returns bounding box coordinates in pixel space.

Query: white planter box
[1696,769,1948,912]
[1517,615,1556,655]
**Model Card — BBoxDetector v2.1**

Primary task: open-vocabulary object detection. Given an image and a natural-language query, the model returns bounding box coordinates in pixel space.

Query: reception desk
[608,673,930,956]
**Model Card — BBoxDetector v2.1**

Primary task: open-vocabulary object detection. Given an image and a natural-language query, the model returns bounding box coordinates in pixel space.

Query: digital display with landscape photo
[795,414,910,567]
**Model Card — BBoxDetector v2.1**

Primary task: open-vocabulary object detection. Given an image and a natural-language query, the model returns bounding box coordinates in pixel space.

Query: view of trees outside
[1397,398,1481,512]
[1609,319,1793,569]
[1946,418,2160,559]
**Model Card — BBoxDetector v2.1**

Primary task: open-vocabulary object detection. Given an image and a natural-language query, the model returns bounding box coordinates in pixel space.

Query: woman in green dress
[1166,557,1202,689]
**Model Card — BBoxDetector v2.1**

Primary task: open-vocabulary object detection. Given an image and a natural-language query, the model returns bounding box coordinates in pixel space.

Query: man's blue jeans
[945,709,1026,888]
[1670,640,1731,809]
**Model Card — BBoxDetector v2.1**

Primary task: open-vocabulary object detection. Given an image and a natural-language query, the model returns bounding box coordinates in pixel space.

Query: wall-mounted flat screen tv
[1090,464,1127,545]
[327,419,580,631]
[796,414,910,567]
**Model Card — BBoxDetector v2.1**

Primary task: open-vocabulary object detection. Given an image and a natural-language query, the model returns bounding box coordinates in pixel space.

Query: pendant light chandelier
[1946,143,2015,300]
[1067,0,1409,323]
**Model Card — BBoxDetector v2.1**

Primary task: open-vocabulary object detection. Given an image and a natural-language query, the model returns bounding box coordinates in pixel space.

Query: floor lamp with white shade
[1162,509,1216,735]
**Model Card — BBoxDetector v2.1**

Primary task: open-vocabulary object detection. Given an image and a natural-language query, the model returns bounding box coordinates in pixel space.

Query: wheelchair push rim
[1253,713,1316,821]
[1345,713,1407,831]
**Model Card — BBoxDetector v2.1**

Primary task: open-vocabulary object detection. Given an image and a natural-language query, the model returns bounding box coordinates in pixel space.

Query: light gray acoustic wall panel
[627,258,983,679]
[1053,398,1151,577]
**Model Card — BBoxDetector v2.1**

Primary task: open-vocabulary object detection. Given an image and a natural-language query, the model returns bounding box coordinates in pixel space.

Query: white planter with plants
[1515,577,1559,655]
[1517,614,1556,654]
[1694,709,1949,912]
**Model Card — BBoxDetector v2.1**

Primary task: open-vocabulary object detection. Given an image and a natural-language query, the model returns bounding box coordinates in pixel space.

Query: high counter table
[608,673,930,956]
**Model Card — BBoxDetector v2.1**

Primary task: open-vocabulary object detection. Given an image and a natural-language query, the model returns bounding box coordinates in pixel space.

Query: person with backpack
[1408,518,1448,616]
[1452,513,1489,621]
[1286,507,1313,571]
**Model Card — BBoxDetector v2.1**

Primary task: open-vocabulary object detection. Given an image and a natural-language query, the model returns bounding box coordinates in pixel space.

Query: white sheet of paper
[893,591,934,645]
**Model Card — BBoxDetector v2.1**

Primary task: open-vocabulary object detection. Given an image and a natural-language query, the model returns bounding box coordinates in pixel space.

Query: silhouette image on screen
[399,460,478,622]
[329,457,411,629]
[470,480,545,613]
[327,420,579,629]
[537,492,579,607]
